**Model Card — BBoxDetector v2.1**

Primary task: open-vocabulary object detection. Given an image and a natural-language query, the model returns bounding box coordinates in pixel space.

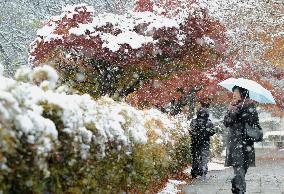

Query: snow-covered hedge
[0,65,190,193]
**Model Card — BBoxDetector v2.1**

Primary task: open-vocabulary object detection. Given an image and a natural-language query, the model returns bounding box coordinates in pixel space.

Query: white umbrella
[218,78,276,104]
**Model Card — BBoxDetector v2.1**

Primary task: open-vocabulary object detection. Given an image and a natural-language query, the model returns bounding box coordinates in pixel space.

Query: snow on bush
[15,65,58,90]
[0,65,190,193]
[1,65,183,159]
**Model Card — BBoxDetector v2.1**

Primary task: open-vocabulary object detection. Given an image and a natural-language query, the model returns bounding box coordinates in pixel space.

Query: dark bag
[244,123,263,142]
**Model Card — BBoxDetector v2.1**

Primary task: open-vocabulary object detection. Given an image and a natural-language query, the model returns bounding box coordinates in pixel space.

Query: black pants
[231,164,249,193]
[191,143,209,178]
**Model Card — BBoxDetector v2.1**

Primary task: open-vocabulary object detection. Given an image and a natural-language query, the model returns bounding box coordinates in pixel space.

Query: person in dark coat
[190,102,216,179]
[223,86,261,194]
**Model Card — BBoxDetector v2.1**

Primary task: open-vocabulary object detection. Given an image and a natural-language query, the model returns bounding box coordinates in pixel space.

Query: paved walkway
[182,148,284,194]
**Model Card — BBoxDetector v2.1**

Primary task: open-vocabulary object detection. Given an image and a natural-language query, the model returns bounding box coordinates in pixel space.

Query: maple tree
[29,1,284,115]
[29,1,226,114]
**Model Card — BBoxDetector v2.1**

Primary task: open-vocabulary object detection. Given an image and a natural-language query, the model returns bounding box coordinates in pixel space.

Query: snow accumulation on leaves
[34,2,191,51]
[0,65,186,164]
[33,3,182,52]
[35,3,95,42]
[144,108,189,144]
[29,1,224,65]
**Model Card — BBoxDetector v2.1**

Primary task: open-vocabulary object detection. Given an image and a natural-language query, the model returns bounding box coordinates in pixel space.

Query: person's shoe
[191,173,197,179]
[200,175,207,182]
[231,188,245,194]
[231,188,237,194]
[191,169,202,179]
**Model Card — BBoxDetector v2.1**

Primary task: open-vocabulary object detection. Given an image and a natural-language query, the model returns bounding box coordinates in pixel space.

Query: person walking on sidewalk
[190,102,216,179]
[223,86,262,194]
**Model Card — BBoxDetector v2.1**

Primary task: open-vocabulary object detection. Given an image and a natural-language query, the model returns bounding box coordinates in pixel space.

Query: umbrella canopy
[218,78,276,104]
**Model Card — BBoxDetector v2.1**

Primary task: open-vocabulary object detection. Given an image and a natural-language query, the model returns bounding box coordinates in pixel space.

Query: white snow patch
[183,166,192,175]
[183,162,228,175]
[100,31,155,52]
[158,179,186,194]
[67,10,183,52]
[207,162,228,171]
[32,65,59,89]
[31,3,216,54]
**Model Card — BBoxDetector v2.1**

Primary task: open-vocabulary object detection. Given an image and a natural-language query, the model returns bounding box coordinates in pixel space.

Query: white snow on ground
[158,179,187,194]
[159,162,228,194]
[208,162,228,171]
[183,162,228,175]
[183,167,192,175]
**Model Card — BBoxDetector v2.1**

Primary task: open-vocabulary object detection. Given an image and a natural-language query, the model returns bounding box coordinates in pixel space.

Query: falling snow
[0,0,283,193]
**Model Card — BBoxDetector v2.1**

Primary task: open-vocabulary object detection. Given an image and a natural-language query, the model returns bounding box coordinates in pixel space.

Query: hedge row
[0,65,192,193]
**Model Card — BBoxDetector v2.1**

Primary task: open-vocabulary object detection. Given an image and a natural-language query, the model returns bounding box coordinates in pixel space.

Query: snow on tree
[29,2,225,67]
[29,1,284,113]
[28,2,227,116]
[0,0,133,75]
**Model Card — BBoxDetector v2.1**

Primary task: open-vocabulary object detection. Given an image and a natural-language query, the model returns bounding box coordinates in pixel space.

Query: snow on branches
[29,2,226,71]
[27,1,227,113]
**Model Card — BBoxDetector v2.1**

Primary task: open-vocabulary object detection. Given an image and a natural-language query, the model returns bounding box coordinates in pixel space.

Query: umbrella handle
[241,93,248,109]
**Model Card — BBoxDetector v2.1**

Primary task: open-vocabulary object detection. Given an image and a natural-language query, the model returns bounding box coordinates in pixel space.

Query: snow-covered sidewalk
[181,149,284,194]
[159,148,284,194]
[158,162,228,194]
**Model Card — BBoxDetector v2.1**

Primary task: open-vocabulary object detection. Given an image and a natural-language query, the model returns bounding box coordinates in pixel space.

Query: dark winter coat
[190,107,216,146]
[223,99,261,167]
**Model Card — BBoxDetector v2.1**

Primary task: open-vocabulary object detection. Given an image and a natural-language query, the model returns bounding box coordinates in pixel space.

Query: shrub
[210,134,223,159]
[0,65,190,193]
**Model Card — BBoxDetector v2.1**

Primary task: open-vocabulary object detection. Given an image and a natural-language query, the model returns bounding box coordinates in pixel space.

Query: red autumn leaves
[28,1,283,111]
